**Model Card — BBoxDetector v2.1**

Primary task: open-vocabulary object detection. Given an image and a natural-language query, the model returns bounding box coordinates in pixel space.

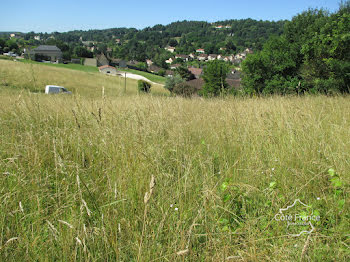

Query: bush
[138,80,151,93]
[158,69,166,76]
[172,82,199,97]
[164,75,184,93]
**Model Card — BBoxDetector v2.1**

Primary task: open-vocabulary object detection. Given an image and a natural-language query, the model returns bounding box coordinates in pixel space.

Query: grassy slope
[1,56,166,84]
[0,60,349,261]
[118,68,166,84]
[0,60,168,97]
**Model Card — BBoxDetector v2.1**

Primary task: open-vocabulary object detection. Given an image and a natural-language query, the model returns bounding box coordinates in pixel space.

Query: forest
[0,19,285,64]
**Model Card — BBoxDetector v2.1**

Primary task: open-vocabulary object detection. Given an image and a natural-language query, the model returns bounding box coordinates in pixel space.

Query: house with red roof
[98,65,117,75]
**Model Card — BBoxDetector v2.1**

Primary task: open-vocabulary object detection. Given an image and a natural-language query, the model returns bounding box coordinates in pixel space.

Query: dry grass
[0,60,349,261]
[0,60,168,97]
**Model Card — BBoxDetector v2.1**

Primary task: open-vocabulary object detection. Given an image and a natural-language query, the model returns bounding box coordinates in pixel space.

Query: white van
[45,85,72,94]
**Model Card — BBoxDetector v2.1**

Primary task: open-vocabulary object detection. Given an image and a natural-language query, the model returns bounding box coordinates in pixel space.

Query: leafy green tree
[5,40,18,52]
[175,66,195,81]
[73,46,93,58]
[168,39,178,47]
[242,5,350,95]
[164,75,184,93]
[0,38,6,49]
[225,40,237,52]
[202,60,229,96]
[300,10,350,93]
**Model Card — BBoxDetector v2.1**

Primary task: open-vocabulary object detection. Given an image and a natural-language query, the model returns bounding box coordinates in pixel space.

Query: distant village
[1,30,254,89]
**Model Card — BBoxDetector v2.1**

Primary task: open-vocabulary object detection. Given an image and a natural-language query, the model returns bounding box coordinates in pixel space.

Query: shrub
[138,80,151,93]
[172,82,199,97]
[164,75,184,93]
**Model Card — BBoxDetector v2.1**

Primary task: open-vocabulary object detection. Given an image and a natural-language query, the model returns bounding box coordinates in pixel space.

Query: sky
[0,0,340,33]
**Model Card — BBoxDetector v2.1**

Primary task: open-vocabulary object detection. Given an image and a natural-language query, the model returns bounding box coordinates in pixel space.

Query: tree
[225,40,237,52]
[73,46,93,58]
[242,5,350,95]
[175,66,195,81]
[138,80,151,93]
[168,39,178,47]
[202,60,229,96]
[164,75,184,93]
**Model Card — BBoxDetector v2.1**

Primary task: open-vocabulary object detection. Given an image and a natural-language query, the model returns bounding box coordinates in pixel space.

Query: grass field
[0,60,168,97]
[0,60,349,261]
[0,56,166,84]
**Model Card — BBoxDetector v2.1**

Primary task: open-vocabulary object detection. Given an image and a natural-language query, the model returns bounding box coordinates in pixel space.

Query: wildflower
[272,168,275,171]
[174,207,178,211]
[317,197,321,200]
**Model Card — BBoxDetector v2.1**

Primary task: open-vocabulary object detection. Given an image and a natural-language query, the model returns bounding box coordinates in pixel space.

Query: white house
[165,46,176,53]
[196,49,205,54]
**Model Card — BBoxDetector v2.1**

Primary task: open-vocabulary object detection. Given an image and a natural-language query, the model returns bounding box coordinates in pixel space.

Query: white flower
[317,197,321,200]
[174,207,178,211]
[170,204,173,208]
[272,168,275,171]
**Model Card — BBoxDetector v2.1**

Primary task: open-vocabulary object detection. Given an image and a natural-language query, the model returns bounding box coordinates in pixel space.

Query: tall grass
[0,60,168,97]
[0,60,349,261]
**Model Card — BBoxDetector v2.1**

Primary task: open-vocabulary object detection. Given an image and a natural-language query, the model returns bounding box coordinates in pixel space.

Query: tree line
[241,2,350,95]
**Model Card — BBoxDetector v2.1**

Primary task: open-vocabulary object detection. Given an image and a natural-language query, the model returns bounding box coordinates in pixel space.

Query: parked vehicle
[45,85,72,94]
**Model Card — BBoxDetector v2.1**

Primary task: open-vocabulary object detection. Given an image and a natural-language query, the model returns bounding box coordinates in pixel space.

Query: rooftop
[33,45,61,52]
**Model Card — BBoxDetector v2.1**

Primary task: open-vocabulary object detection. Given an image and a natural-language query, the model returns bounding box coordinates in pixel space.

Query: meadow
[0,60,349,261]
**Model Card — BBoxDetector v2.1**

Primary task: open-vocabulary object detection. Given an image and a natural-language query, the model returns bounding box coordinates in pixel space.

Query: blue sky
[0,0,340,33]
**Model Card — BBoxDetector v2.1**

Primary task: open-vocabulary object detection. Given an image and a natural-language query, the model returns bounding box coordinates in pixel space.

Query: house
[225,25,232,29]
[29,45,62,62]
[185,78,204,95]
[208,54,218,61]
[196,49,205,54]
[189,53,196,59]
[165,57,175,64]
[148,64,161,73]
[170,64,181,70]
[86,46,95,52]
[127,60,140,66]
[227,69,241,80]
[99,65,117,75]
[146,59,153,66]
[165,46,176,53]
[34,36,41,41]
[215,25,223,29]
[96,53,109,66]
[82,41,95,46]
[175,54,190,61]
[227,55,235,62]
[223,56,230,62]
[198,54,208,61]
[166,70,174,77]
[84,58,97,67]
[235,53,246,60]
[115,39,121,44]
[245,48,253,54]
[188,67,203,79]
